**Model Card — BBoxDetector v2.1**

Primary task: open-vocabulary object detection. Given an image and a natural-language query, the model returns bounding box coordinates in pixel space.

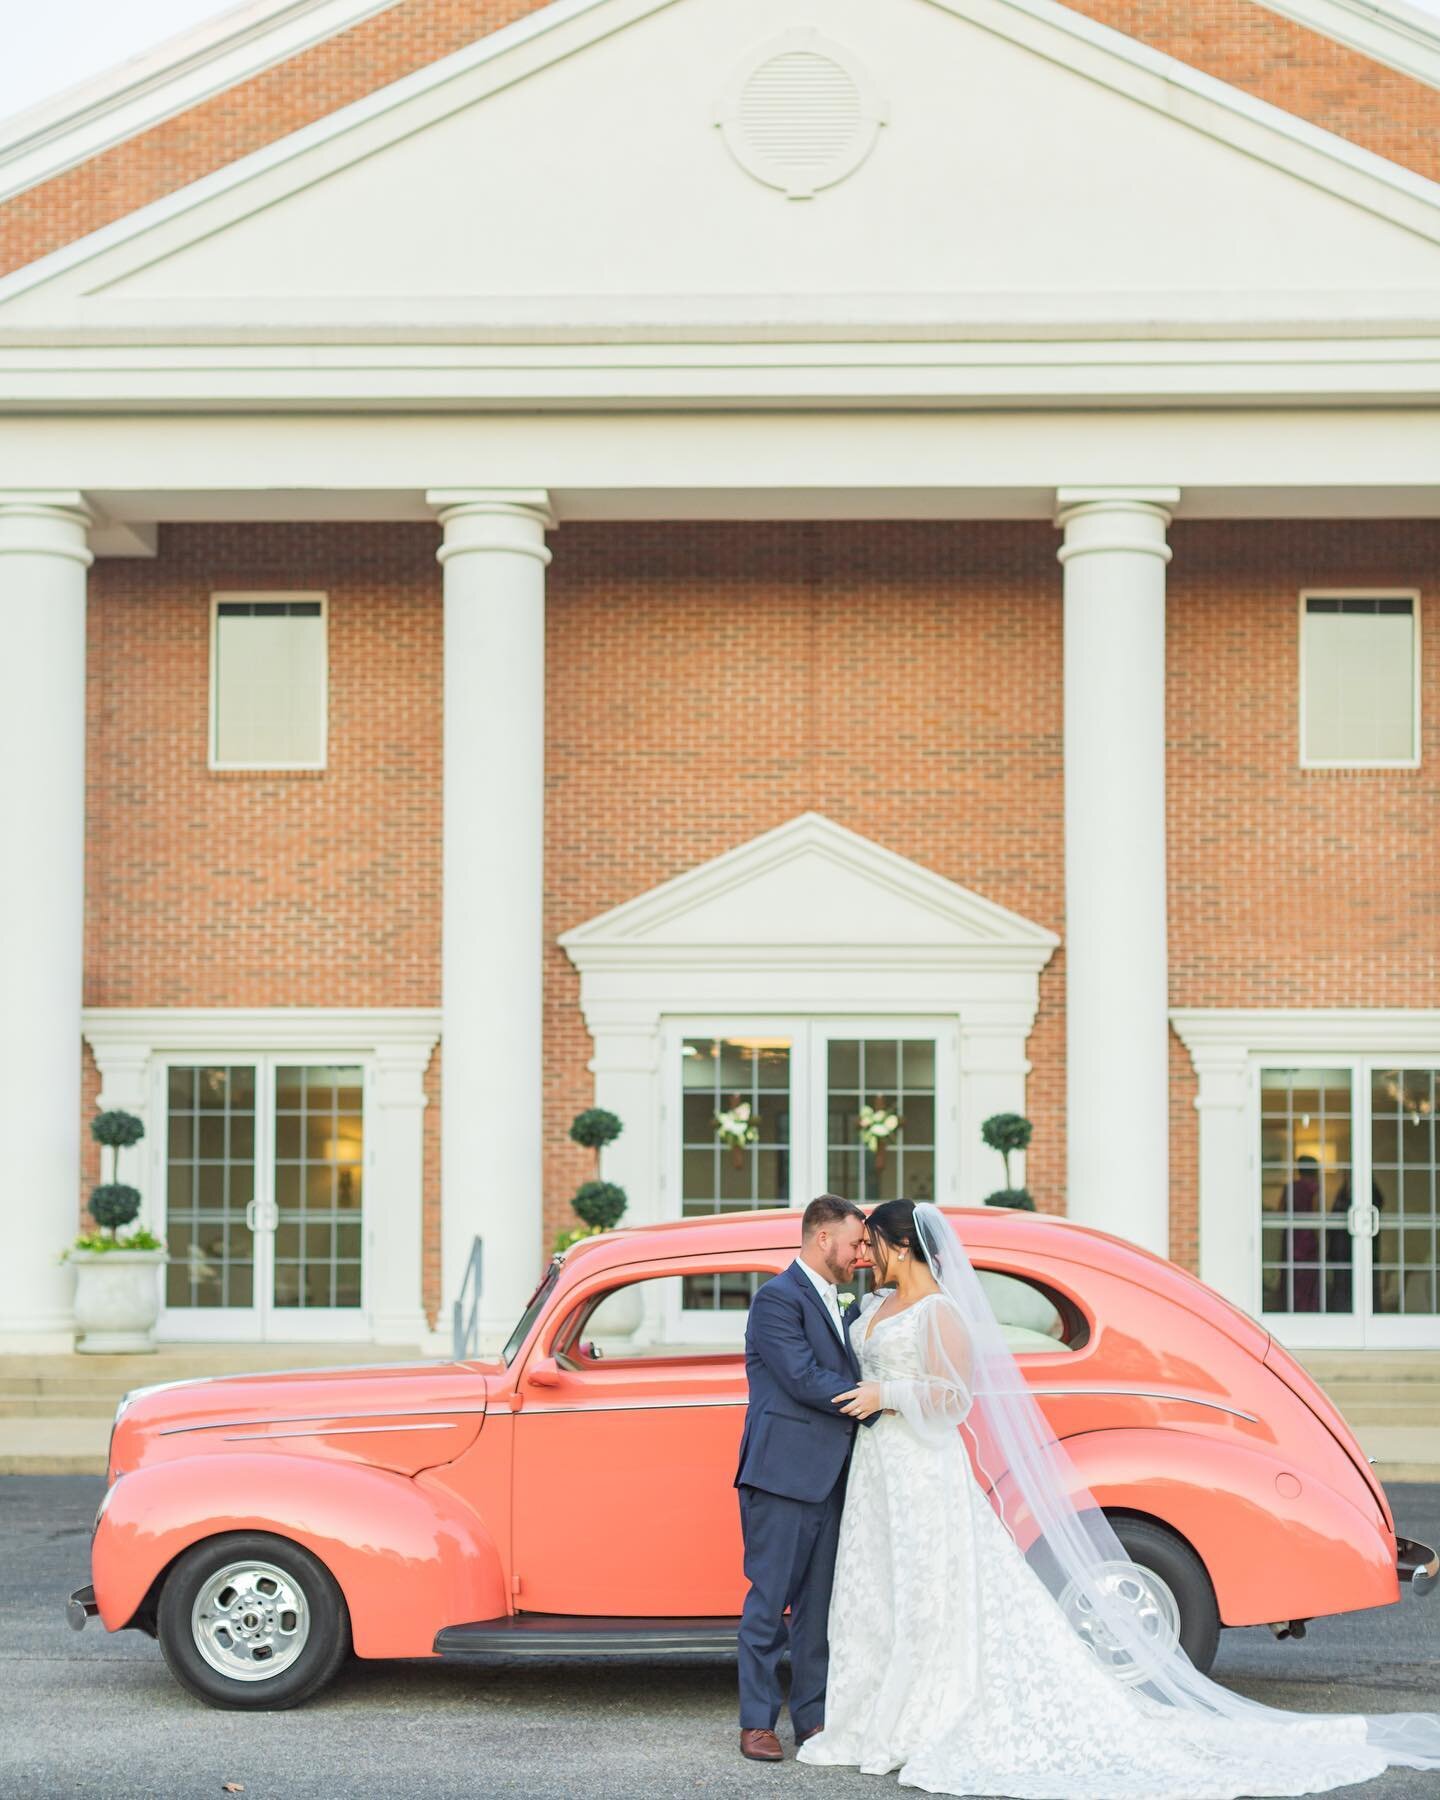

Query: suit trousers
[736,1479,846,1735]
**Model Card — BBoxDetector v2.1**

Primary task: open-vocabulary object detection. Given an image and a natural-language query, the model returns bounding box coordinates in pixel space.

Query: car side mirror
[527,1356,563,1389]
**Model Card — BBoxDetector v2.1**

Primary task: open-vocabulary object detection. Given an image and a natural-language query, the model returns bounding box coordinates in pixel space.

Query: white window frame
[208,590,329,772]
[1297,587,1421,771]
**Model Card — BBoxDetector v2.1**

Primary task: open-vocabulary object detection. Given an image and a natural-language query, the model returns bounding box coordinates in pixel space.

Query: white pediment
[6,0,1440,339]
[560,813,1059,965]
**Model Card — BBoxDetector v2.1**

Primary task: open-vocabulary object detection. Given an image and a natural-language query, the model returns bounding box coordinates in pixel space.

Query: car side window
[976,1268,1088,1354]
[553,1270,777,1366]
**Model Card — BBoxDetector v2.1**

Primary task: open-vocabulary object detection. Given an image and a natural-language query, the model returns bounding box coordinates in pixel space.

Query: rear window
[977,1268,1089,1353]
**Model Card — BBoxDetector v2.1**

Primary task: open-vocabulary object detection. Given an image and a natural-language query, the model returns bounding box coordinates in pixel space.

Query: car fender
[93,1453,505,1657]
[988,1428,1398,1627]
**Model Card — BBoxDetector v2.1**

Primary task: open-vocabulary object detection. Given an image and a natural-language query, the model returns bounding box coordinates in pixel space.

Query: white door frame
[150,1049,373,1344]
[1174,1010,1440,1353]
[659,1015,962,1343]
[83,1007,439,1347]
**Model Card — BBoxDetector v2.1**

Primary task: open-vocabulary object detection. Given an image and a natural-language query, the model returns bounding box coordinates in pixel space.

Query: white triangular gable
[561,812,1059,964]
[5,0,1440,337]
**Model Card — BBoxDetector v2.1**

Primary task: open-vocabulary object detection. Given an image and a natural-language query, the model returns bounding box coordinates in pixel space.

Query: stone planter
[67,1248,166,1353]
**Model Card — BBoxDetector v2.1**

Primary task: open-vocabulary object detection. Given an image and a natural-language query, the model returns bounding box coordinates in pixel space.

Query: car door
[509,1257,781,1616]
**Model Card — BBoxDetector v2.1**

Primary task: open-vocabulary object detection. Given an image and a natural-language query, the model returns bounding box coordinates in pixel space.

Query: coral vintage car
[69,1208,1437,1709]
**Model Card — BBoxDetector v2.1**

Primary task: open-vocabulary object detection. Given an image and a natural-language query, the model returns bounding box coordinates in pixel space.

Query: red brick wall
[6,0,1440,277]
[83,517,1440,1311]
[85,522,442,1007]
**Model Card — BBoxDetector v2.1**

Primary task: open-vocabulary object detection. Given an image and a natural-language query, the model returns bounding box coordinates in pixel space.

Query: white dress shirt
[793,1256,847,1342]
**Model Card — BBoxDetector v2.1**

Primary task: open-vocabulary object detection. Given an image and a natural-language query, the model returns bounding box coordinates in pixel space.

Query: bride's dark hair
[866,1200,935,1272]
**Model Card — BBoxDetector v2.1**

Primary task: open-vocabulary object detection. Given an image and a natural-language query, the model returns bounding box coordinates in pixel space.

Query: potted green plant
[555,1108,641,1339]
[65,1109,167,1353]
[981,1112,1037,1211]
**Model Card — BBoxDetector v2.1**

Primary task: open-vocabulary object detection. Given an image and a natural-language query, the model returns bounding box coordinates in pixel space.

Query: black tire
[156,1532,351,1710]
[1108,1515,1220,1675]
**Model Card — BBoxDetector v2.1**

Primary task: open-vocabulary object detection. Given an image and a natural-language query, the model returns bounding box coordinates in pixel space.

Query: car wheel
[156,1532,351,1710]
[1103,1516,1220,1675]
[1027,1515,1220,1679]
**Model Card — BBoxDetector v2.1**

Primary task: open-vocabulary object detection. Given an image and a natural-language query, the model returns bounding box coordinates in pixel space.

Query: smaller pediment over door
[561,814,1058,1220]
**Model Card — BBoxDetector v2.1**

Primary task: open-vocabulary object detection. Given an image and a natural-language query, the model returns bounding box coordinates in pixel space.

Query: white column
[0,493,92,1349]
[1055,487,1178,1256]
[368,1040,436,1347]
[428,489,553,1341]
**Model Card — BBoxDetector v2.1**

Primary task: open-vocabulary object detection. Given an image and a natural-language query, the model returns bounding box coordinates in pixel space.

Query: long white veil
[906,1201,1440,1783]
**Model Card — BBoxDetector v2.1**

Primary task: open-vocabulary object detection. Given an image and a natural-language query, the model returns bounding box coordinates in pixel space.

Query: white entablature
[561,812,1059,1229]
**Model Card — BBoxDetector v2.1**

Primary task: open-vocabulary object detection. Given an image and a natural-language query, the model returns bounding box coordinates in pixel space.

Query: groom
[734,1193,874,1762]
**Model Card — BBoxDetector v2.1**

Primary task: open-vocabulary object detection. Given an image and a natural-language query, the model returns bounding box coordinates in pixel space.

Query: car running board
[434,1615,740,1660]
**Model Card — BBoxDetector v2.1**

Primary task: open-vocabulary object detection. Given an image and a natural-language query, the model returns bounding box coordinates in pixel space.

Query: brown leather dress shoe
[740,1728,784,1762]
[794,1724,823,1745]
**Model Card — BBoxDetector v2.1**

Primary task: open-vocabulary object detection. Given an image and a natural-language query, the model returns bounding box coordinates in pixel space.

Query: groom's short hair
[802,1193,866,1239]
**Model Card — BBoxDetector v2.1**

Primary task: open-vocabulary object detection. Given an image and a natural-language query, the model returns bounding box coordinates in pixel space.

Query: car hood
[109,1360,492,1481]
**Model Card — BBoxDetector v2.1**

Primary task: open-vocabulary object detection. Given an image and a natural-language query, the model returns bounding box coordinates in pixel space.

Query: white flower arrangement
[857,1103,901,1152]
[714,1101,760,1152]
[837,1292,857,1312]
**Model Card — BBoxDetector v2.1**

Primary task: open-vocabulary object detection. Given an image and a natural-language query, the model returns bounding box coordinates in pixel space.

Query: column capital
[0,492,94,567]
[1053,487,1179,565]
[427,488,553,566]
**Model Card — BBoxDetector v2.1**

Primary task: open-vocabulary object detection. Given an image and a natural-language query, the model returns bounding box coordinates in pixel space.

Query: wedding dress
[797,1204,1440,1799]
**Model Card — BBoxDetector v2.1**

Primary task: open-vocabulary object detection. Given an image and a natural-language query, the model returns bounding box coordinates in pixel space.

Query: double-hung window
[1300,592,1419,768]
[210,592,327,770]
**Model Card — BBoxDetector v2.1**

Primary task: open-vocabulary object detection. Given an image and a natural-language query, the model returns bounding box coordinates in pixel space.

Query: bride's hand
[833,1382,885,1420]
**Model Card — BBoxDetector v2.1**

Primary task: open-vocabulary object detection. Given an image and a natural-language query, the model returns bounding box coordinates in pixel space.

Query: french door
[1257,1061,1440,1350]
[665,1018,959,1340]
[153,1055,370,1342]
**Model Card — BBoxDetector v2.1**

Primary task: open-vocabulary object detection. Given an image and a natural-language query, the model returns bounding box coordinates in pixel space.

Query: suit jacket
[735,1260,875,1504]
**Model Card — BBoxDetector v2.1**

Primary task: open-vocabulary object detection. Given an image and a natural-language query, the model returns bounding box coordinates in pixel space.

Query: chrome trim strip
[1029,1387,1259,1422]
[160,1405,487,1437]
[521,1398,747,1415]
[221,1421,462,1441]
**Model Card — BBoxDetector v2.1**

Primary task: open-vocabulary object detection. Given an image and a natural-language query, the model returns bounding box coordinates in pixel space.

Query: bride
[796,1199,1440,1798]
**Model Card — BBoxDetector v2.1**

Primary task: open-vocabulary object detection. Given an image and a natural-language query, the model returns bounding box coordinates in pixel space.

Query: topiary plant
[87,1109,148,1240]
[554,1108,630,1253]
[572,1180,628,1234]
[569,1108,623,1151]
[981,1112,1035,1211]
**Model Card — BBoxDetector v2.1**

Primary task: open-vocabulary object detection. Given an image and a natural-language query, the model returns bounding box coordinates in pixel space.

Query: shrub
[569,1108,623,1151]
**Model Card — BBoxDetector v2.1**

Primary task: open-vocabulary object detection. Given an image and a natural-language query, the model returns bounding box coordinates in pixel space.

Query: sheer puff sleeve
[879,1292,974,1443]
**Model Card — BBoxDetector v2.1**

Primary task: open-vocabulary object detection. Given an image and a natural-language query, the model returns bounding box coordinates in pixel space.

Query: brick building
[1,0,1438,1356]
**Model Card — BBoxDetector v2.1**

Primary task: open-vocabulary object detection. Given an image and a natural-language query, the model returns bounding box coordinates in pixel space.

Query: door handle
[245,1199,258,1233]
[244,1199,279,1234]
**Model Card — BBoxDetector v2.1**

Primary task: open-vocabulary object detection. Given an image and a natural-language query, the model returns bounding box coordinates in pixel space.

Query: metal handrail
[452,1236,483,1363]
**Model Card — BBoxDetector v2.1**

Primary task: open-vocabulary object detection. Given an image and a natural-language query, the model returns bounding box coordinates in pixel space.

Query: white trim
[5,0,1440,324]
[83,1008,439,1346]
[1257,0,1440,92]
[1172,1008,1440,1351]
[562,815,1057,1248]
[1297,587,1421,770]
[208,590,329,772]
[0,0,401,205]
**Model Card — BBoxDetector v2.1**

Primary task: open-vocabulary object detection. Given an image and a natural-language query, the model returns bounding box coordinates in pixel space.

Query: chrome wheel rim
[1057,1560,1181,1683]
[191,1559,310,1682]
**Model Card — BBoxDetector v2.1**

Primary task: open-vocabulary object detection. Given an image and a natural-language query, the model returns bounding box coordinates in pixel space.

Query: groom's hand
[833,1382,886,1420]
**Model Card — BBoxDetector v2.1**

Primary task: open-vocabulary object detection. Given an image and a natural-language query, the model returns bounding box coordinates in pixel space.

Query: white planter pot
[66,1248,166,1353]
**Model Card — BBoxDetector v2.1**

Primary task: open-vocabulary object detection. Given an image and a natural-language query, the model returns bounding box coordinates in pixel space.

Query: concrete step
[0,1396,118,1419]
[0,1342,428,1382]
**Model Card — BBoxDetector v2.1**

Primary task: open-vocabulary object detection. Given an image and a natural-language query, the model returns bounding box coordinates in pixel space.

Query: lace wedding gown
[796,1290,1390,1799]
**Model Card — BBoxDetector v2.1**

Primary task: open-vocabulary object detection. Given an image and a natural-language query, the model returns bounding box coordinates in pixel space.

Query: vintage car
[68,1208,1437,1710]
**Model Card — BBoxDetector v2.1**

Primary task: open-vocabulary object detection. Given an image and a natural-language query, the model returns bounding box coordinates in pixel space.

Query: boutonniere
[837,1292,857,1312]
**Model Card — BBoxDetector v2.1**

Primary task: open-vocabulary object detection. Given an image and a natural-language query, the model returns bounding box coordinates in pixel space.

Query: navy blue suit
[734,1260,875,1735]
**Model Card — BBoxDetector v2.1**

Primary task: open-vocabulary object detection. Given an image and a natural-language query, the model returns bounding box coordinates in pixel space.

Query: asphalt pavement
[2,1477,1437,1800]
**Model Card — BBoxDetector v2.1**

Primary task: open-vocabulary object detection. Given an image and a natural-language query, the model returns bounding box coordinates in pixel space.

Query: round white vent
[716,30,886,200]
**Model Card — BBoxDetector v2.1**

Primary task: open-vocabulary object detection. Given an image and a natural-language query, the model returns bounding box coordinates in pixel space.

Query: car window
[555,1270,777,1365]
[502,1261,562,1366]
[976,1269,1086,1353]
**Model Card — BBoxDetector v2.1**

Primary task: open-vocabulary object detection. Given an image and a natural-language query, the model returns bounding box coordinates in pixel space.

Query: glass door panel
[825,1036,938,1206]
[1369,1068,1440,1338]
[1258,1068,1355,1329]
[163,1064,258,1322]
[157,1055,367,1342]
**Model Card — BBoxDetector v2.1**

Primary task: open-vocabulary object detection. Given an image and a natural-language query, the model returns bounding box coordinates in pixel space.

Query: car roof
[556,1207,1268,1354]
